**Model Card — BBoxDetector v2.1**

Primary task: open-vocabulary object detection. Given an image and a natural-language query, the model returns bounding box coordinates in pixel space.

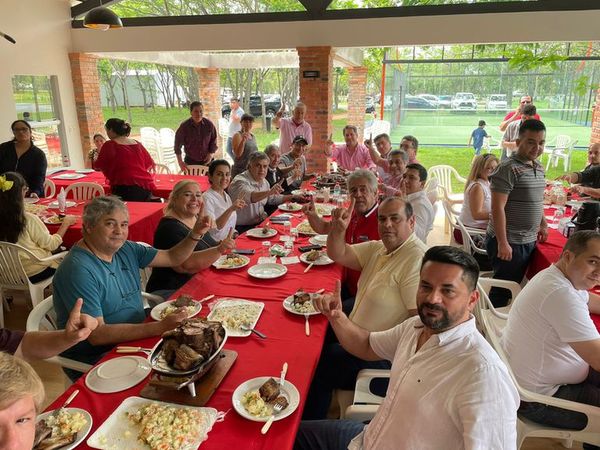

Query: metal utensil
[304,313,310,336]
[240,325,267,339]
[279,362,288,387]
[261,399,287,434]
[51,389,79,418]
[303,262,314,274]
[116,346,152,355]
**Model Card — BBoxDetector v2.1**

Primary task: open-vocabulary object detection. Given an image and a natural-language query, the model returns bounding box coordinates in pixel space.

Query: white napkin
[57,187,67,213]
[258,257,277,264]
[280,256,300,265]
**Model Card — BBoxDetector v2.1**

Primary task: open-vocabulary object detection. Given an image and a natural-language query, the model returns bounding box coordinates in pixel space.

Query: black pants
[112,185,155,202]
[184,155,211,166]
[28,266,55,283]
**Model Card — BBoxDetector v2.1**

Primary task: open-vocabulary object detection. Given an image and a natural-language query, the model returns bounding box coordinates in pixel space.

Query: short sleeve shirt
[579,165,600,188]
[278,118,312,154]
[471,128,488,149]
[228,107,245,138]
[332,144,376,171]
[279,153,306,191]
[203,188,236,241]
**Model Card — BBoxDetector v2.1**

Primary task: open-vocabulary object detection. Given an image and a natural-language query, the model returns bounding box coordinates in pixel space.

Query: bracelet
[188,232,204,241]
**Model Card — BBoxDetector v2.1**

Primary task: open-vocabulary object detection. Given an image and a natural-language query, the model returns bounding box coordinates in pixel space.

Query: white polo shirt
[501,264,599,396]
[202,188,236,241]
[349,316,519,450]
[407,190,434,243]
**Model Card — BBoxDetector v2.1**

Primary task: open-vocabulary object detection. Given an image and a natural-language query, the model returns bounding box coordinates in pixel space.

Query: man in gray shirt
[501,104,537,161]
[486,119,548,307]
[279,135,316,192]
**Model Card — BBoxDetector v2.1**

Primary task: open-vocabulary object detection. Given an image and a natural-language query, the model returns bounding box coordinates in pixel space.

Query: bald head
[588,143,600,166]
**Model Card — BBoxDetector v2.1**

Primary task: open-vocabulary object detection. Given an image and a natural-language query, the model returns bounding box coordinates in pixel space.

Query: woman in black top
[0,120,47,197]
[146,180,236,298]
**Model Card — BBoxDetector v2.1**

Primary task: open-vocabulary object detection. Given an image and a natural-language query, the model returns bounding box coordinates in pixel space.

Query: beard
[417,302,451,331]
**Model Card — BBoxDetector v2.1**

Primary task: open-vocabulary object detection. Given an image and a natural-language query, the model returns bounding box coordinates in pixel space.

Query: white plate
[309,234,328,246]
[315,204,335,217]
[36,408,93,450]
[75,169,95,174]
[291,189,313,196]
[248,263,288,279]
[299,252,334,266]
[296,221,317,236]
[212,254,250,269]
[149,299,202,321]
[48,200,77,208]
[24,197,39,204]
[246,227,278,239]
[87,397,217,450]
[85,356,151,394]
[232,377,300,423]
[278,202,302,212]
[53,173,86,180]
[283,294,320,316]
[42,215,63,225]
[207,298,264,337]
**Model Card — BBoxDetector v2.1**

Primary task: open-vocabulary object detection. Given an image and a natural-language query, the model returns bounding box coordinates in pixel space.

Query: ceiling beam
[71,0,124,19]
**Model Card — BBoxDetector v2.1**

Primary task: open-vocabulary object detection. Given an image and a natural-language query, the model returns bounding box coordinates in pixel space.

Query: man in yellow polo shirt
[302,196,427,419]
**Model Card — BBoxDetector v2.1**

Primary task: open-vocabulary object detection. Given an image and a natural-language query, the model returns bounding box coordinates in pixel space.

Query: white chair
[473,278,521,333]
[158,128,178,172]
[218,118,231,163]
[545,135,577,172]
[182,165,209,176]
[480,309,600,449]
[363,119,391,140]
[152,163,172,175]
[441,198,463,246]
[140,126,162,164]
[26,296,93,374]
[428,166,465,233]
[44,178,56,198]
[0,241,67,313]
[64,182,104,201]
[344,368,390,422]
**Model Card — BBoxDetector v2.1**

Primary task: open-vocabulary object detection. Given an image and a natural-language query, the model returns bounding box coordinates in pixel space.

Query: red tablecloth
[45,209,343,450]
[39,199,165,247]
[48,170,209,199]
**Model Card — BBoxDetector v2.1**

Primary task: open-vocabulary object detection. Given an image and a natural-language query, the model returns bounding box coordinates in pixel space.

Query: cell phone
[233,248,255,255]
[299,245,322,252]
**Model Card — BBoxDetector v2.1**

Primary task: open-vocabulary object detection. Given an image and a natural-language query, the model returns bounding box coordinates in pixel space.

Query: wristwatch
[189,232,204,241]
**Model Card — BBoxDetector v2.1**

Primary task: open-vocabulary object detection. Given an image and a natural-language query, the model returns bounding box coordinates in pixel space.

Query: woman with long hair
[0,120,47,197]
[0,172,76,282]
[95,118,157,201]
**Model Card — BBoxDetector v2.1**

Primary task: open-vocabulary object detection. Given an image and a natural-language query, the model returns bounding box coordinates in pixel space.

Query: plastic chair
[363,119,391,139]
[44,178,56,198]
[545,135,577,172]
[182,165,209,176]
[344,368,391,422]
[140,127,162,163]
[480,308,600,449]
[64,182,104,201]
[26,295,93,373]
[152,163,172,175]
[428,165,466,202]
[158,128,178,172]
[0,241,67,316]
[472,278,521,334]
[218,118,231,163]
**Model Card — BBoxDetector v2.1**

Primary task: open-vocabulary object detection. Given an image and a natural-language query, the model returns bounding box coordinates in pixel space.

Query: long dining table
[47,170,210,199]
[43,204,342,449]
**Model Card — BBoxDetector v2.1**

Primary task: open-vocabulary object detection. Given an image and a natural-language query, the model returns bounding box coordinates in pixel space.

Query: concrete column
[347,66,368,141]
[195,67,223,159]
[591,89,600,144]
[297,46,334,174]
[69,53,104,168]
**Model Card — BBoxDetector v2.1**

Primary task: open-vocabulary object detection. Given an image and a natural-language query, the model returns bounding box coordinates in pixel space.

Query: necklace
[82,239,113,264]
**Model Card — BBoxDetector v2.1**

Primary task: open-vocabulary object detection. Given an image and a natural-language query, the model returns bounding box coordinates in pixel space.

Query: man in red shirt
[174,101,218,172]
[499,95,542,132]
[303,169,379,297]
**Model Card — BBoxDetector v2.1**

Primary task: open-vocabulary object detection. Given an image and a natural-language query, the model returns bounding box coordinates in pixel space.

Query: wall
[0,0,83,168]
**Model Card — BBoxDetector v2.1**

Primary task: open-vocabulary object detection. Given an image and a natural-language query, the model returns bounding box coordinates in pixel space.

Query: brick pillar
[195,68,223,159]
[69,53,104,168]
[347,66,368,141]
[591,89,600,145]
[297,46,334,174]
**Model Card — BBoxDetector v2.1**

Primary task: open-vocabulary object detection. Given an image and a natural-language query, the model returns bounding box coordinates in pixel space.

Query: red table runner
[48,170,209,199]
[45,208,342,449]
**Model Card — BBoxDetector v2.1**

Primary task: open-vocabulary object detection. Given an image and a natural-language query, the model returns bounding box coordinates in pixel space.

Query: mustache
[420,303,446,312]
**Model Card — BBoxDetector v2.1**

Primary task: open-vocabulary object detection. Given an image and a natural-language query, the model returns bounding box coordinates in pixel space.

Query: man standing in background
[226,98,244,160]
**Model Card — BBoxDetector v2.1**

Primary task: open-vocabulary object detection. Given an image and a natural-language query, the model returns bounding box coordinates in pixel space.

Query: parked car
[438,95,453,109]
[451,92,477,111]
[404,95,436,109]
[417,94,439,107]
[486,94,508,111]
[221,94,282,119]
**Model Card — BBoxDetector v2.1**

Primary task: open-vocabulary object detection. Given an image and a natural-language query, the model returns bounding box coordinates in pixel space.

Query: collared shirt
[501,120,522,158]
[487,154,545,244]
[344,204,380,296]
[406,190,434,243]
[332,143,376,171]
[349,316,519,450]
[228,171,283,226]
[279,152,306,191]
[174,117,218,163]
[228,107,244,138]
[349,234,426,331]
[203,188,236,241]
[277,118,312,154]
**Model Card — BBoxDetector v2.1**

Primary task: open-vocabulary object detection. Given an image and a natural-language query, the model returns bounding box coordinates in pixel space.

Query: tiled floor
[3,208,583,449]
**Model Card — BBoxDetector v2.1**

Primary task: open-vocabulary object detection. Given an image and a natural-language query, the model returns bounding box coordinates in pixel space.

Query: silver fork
[240,325,267,339]
[260,399,287,434]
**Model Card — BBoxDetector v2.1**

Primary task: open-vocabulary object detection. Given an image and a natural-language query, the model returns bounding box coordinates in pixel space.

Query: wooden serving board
[140,349,237,406]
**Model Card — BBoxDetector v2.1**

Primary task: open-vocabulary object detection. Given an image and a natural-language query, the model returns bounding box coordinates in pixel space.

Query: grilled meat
[173,294,195,308]
[34,432,76,450]
[33,420,52,447]
[259,378,280,403]
[173,344,203,371]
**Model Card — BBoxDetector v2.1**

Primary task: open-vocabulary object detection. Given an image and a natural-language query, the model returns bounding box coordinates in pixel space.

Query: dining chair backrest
[428,165,466,197]
[183,165,209,176]
[64,182,104,201]
[140,127,162,163]
[44,178,56,198]
[158,128,177,170]
[152,163,172,175]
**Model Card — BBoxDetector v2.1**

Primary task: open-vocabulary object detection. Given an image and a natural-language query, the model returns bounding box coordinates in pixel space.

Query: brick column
[297,46,334,174]
[195,68,223,158]
[347,66,368,141]
[69,53,104,168]
[591,89,600,144]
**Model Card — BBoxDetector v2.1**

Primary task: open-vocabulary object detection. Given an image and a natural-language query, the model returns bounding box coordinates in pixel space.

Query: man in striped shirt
[486,119,548,307]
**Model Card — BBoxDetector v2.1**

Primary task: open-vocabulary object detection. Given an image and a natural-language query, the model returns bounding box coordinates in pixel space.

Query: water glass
[262,241,271,256]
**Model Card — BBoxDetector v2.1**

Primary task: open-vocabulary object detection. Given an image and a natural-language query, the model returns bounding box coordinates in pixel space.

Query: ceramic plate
[75,169,95,174]
[248,263,288,279]
[309,234,328,246]
[53,173,86,180]
[212,254,250,269]
[283,294,321,316]
[42,215,63,225]
[232,377,300,423]
[246,227,278,239]
[296,221,317,236]
[85,356,151,394]
[149,299,202,321]
[87,397,217,450]
[299,251,334,266]
[207,298,264,337]
[315,204,335,217]
[278,202,302,212]
[48,200,77,208]
[36,408,93,450]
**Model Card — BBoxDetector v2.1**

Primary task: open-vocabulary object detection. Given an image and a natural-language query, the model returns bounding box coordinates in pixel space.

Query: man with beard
[295,246,519,450]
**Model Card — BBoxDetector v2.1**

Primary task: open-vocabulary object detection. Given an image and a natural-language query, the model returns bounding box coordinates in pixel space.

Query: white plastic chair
[140,127,162,164]
[344,368,390,422]
[480,308,600,449]
[182,165,209,176]
[428,165,466,202]
[26,295,93,374]
[152,163,172,175]
[44,178,56,198]
[545,135,577,172]
[0,241,67,316]
[64,182,104,201]
[363,119,391,139]
[218,118,231,163]
[158,128,178,172]
[473,278,521,333]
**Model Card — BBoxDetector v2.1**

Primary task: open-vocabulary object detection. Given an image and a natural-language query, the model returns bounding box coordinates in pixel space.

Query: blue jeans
[485,235,536,307]
[294,420,365,450]
[474,146,482,156]
[519,369,600,450]
[226,137,234,160]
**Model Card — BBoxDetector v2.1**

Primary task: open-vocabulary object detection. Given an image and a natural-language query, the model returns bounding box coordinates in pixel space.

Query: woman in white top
[203,159,246,241]
[456,154,499,241]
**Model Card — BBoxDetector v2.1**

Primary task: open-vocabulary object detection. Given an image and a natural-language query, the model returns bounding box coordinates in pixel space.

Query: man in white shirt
[226,98,244,160]
[501,231,600,449]
[403,163,434,243]
[295,246,519,450]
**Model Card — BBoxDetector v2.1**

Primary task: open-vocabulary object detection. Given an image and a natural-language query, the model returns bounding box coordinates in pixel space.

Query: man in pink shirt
[499,95,542,132]
[324,125,376,171]
[273,102,312,154]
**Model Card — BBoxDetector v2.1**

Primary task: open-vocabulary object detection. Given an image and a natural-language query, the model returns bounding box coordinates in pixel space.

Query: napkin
[280,256,300,265]
[258,257,277,264]
[57,187,67,213]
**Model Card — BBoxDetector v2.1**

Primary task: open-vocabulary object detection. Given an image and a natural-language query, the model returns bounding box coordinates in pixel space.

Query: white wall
[0,0,84,168]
